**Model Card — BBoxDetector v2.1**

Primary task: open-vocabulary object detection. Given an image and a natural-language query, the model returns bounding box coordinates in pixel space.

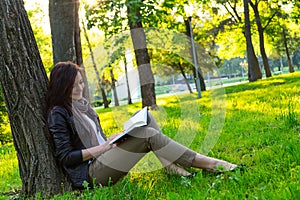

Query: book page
[109,107,148,144]
[123,106,148,132]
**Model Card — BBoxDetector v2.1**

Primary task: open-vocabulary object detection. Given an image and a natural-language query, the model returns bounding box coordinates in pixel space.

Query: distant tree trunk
[197,69,206,91]
[127,3,157,109]
[282,27,295,73]
[0,0,70,196]
[49,0,90,100]
[184,19,206,91]
[110,68,119,106]
[81,19,109,108]
[279,56,283,71]
[243,0,262,82]
[249,1,272,78]
[179,63,193,94]
[101,87,109,108]
[74,0,90,99]
[74,0,82,67]
[124,55,132,104]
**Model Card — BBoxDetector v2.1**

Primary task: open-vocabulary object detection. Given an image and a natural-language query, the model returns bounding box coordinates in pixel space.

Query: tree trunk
[124,55,132,104]
[49,0,90,100]
[110,68,119,106]
[127,3,157,109]
[0,0,70,196]
[74,0,82,67]
[282,27,295,73]
[74,0,90,100]
[243,0,262,82]
[184,19,206,92]
[179,64,193,94]
[81,19,109,108]
[101,87,109,108]
[250,1,272,78]
[279,56,283,71]
[49,0,76,64]
[198,69,206,91]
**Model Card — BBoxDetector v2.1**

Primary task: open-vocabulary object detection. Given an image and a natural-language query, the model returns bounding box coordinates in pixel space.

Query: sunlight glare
[86,0,98,6]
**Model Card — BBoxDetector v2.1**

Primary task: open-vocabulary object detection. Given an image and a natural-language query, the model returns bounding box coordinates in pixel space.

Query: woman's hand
[107,132,126,146]
[82,133,123,161]
[82,135,118,161]
[108,133,121,141]
[103,134,119,151]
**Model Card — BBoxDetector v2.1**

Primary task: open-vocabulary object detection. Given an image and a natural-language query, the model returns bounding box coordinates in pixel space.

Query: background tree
[109,66,120,106]
[243,0,262,81]
[282,26,295,73]
[126,1,157,109]
[249,0,277,77]
[49,0,90,99]
[0,0,70,196]
[184,18,206,92]
[266,2,298,73]
[152,50,194,94]
[49,0,81,64]
[86,0,157,109]
[199,0,245,65]
[81,19,110,108]
[290,0,300,23]
[148,0,208,91]
[123,54,133,104]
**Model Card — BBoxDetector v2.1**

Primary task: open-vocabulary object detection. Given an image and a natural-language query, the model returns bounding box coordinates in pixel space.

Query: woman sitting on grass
[46,61,238,189]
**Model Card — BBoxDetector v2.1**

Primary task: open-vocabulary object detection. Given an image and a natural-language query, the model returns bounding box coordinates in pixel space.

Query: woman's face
[71,72,85,100]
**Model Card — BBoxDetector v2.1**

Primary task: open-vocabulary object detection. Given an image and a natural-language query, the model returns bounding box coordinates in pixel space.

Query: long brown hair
[46,61,82,114]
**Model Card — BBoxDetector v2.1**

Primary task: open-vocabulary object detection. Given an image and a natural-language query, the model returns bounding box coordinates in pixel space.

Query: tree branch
[224,3,238,23]
[263,11,278,30]
[227,1,242,22]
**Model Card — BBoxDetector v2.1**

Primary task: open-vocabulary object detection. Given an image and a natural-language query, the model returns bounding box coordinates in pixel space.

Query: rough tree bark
[243,0,262,82]
[0,0,70,196]
[127,2,157,109]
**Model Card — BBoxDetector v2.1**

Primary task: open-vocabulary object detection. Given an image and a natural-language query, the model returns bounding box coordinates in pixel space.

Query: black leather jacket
[48,106,90,189]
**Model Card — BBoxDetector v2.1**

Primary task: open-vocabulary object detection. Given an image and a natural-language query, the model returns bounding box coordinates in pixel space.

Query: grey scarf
[72,98,106,148]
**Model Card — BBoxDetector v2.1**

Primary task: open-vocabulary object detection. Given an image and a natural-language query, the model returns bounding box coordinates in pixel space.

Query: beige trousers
[88,113,197,186]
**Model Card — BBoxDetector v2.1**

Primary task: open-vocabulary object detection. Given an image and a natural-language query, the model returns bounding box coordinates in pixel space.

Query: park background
[0,0,299,199]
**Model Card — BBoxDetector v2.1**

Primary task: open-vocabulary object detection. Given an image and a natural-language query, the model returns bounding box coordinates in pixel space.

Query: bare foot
[192,154,237,173]
[165,163,191,176]
[206,163,238,173]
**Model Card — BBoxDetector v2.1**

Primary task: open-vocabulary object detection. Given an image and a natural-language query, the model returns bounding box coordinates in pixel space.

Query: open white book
[109,106,148,144]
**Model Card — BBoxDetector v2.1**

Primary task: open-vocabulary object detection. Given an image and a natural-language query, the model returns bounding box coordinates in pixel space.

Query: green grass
[1,72,300,199]
[0,144,21,197]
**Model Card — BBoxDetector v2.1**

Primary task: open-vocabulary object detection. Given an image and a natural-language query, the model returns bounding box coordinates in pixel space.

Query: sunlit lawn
[0,72,299,199]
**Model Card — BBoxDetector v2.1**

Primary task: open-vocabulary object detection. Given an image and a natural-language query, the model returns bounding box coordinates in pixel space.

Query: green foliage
[85,0,188,36]
[26,3,53,73]
[92,98,112,108]
[0,144,21,196]
[0,88,11,145]
[1,72,300,199]
[290,0,300,23]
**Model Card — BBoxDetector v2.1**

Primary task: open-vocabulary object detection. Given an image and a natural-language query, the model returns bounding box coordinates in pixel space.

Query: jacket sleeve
[48,107,84,167]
